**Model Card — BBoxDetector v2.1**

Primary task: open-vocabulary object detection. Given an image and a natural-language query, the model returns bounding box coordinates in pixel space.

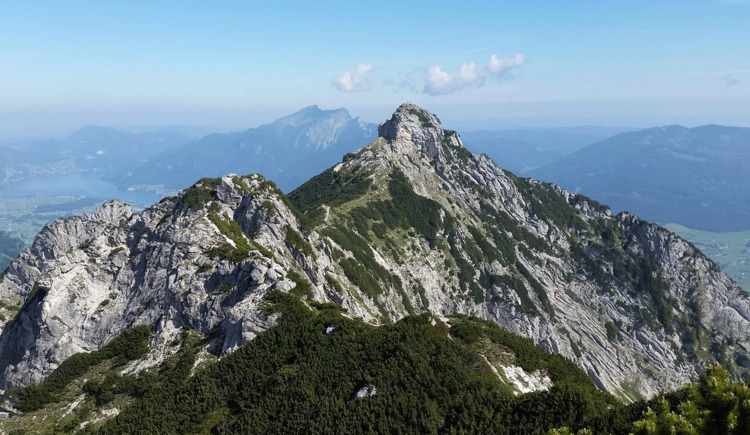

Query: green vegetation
[508,172,588,232]
[182,177,222,210]
[86,293,625,433]
[288,165,373,212]
[205,212,273,262]
[14,282,45,321]
[322,224,401,314]
[516,261,555,316]
[345,168,444,247]
[261,199,275,216]
[293,166,559,316]
[230,175,251,194]
[324,273,344,295]
[286,269,313,299]
[605,320,623,342]
[9,325,152,412]
[383,169,443,242]
[407,106,435,128]
[108,246,125,258]
[284,225,314,257]
[631,365,750,435]
[6,291,750,434]
[480,201,554,256]
[205,212,250,263]
[488,273,538,315]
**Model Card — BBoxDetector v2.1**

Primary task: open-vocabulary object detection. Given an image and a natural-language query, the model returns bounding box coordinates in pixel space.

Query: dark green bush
[10,325,152,411]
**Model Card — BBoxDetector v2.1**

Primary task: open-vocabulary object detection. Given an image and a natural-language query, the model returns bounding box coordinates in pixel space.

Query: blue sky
[1,0,749,138]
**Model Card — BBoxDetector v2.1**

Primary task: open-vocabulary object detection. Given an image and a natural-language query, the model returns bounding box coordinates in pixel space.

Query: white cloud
[333,64,373,92]
[424,52,526,96]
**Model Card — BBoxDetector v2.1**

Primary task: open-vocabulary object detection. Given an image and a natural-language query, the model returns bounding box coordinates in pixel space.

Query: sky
[1,0,749,139]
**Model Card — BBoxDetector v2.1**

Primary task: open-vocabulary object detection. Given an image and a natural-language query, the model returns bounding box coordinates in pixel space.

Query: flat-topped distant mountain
[530,125,750,232]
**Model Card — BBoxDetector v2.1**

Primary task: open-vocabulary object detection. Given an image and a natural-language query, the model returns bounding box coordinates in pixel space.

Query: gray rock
[1,104,749,403]
[354,384,377,399]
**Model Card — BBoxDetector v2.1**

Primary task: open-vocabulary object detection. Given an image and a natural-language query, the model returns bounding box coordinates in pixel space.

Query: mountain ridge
[0,104,748,404]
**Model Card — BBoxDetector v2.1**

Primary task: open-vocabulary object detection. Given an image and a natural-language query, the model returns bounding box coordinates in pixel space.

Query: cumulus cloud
[423,52,526,96]
[333,64,372,92]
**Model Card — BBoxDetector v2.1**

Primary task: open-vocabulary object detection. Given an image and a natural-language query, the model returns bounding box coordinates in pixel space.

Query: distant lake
[2,173,165,207]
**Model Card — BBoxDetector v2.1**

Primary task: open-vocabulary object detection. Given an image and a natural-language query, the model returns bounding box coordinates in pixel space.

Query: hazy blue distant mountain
[0,126,193,191]
[460,126,635,174]
[120,105,378,192]
[530,125,750,232]
[2,105,748,427]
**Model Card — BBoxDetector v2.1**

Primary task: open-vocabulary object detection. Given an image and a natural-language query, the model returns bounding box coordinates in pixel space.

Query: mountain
[119,105,378,192]
[1,300,624,433]
[460,126,634,174]
[460,135,556,175]
[529,125,750,232]
[0,104,748,415]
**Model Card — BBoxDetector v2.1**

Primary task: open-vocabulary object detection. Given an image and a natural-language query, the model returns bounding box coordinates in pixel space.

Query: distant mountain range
[3,107,750,276]
[529,125,750,232]
[460,126,634,174]
[1,105,748,432]
[0,127,193,190]
[117,105,379,192]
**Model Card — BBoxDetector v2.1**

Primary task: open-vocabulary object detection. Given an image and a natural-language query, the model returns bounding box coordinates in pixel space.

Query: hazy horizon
[2,1,749,140]
[2,99,748,142]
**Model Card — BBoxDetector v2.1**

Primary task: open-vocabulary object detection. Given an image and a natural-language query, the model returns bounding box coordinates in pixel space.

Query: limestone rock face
[0,177,294,388]
[1,103,749,402]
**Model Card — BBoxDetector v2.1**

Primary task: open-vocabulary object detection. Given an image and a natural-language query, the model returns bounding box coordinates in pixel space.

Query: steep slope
[287,105,750,399]
[121,105,378,192]
[529,125,750,232]
[0,176,300,387]
[1,104,749,403]
[1,298,619,433]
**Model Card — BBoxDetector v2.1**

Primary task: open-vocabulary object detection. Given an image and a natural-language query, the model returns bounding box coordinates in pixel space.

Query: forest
[5,291,749,434]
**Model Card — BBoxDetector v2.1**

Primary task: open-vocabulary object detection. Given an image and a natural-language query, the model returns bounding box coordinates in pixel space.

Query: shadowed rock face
[1,104,749,402]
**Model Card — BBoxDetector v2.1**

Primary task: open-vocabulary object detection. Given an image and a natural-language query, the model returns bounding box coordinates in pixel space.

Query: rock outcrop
[1,103,749,402]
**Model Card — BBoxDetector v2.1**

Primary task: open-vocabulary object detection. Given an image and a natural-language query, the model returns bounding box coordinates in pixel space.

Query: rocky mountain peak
[271,105,351,129]
[377,103,451,162]
[3,103,750,406]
